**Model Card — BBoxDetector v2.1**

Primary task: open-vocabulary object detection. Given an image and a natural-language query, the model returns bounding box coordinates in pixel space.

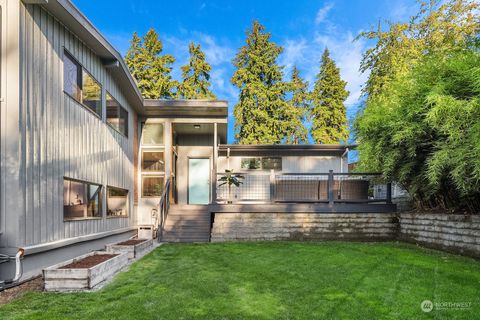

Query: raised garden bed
[106,238,153,259]
[43,251,128,292]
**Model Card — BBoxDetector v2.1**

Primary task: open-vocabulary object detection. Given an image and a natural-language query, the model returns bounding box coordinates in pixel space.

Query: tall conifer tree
[177,43,216,99]
[311,48,349,144]
[231,21,291,144]
[286,66,309,144]
[125,29,177,99]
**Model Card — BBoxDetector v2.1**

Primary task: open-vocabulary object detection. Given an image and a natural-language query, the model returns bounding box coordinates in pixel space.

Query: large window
[107,187,129,217]
[141,123,164,145]
[142,176,164,197]
[63,50,102,117]
[63,178,102,220]
[106,92,129,137]
[241,157,282,170]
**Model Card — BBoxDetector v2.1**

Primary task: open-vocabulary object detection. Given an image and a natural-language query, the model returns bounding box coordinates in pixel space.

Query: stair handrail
[157,178,171,241]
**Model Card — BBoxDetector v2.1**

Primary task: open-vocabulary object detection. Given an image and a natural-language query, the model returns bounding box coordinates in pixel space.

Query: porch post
[386,182,392,204]
[328,170,334,205]
[212,122,218,204]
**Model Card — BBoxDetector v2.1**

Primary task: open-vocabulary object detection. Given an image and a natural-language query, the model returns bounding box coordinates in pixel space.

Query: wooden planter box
[43,251,128,292]
[106,239,153,259]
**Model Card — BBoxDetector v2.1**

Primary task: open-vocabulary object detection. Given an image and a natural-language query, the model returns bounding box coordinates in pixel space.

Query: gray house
[0,0,394,284]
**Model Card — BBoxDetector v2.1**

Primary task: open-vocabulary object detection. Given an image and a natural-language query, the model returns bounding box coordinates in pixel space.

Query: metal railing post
[328,170,334,205]
[386,182,392,204]
[269,169,275,203]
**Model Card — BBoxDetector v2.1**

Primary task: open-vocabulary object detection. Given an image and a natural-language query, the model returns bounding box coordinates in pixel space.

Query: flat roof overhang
[218,144,357,157]
[32,0,144,112]
[143,100,229,118]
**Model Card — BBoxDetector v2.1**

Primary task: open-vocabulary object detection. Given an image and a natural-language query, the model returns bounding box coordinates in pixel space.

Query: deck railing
[215,170,391,204]
[156,177,171,240]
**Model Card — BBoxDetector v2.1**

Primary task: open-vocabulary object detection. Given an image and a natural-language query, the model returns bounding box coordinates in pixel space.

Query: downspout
[0,248,25,291]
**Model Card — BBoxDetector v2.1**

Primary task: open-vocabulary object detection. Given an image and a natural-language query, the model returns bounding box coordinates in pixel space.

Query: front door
[188,158,210,204]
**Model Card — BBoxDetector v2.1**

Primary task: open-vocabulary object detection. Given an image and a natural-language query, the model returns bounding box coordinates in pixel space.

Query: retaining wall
[399,213,480,258]
[211,212,480,258]
[211,213,399,242]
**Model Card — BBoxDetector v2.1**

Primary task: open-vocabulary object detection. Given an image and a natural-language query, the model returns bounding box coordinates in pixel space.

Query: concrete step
[169,204,210,211]
[163,225,210,233]
[164,221,210,228]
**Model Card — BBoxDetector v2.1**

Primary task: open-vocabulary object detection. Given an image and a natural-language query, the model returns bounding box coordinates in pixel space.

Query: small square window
[141,123,164,145]
[142,176,164,197]
[142,151,165,172]
[107,187,129,217]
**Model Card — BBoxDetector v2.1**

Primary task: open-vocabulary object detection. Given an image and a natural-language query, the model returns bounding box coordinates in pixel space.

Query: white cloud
[315,2,334,25]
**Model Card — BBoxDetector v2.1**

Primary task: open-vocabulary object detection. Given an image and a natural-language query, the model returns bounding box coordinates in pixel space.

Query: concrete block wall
[211,212,480,258]
[211,213,399,242]
[399,213,480,258]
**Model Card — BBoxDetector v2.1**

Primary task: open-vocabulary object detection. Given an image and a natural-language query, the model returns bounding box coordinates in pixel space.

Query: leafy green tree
[355,51,480,212]
[310,48,349,144]
[177,43,216,99]
[286,66,309,144]
[355,0,480,212]
[358,0,480,99]
[231,21,292,144]
[125,29,178,99]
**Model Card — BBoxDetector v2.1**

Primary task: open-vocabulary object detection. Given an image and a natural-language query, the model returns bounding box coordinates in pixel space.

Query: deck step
[161,205,211,243]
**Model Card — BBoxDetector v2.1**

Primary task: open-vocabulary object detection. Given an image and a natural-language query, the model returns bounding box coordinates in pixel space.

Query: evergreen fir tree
[177,43,216,99]
[231,21,292,144]
[286,66,309,144]
[311,48,349,144]
[125,28,177,99]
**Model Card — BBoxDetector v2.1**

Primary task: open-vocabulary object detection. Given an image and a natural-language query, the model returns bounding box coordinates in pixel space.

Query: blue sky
[74,0,418,144]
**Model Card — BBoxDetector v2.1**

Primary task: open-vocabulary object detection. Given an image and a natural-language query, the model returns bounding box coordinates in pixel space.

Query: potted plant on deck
[218,170,244,204]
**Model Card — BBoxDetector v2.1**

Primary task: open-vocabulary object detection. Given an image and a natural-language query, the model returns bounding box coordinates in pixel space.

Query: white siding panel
[18,5,136,247]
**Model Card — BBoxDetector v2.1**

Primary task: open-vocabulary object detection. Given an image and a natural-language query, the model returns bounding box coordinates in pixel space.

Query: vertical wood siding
[17,4,136,247]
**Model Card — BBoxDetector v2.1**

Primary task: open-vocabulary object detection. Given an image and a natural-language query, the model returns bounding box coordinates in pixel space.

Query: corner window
[107,187,129,217]
[63,50,102,117]
[241,157,282,170]
[107,92,129,137]
[141,123,164,145]
[63,178,102,220]
[142,176,164,197]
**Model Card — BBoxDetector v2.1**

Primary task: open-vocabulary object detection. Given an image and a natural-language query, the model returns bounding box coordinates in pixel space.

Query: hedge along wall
[211,213,399,242]
[211,212,480,258]
[399,213,480,258]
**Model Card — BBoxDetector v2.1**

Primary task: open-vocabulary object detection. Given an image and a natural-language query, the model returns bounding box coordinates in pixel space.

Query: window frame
[63,177,103,221]
[240,157,283,171]
[141,122,165,146]
[106,91,129,137]
[63,49,103,119]
[141,149,165,172]
[141,175,165,198]
[106,185,129,218]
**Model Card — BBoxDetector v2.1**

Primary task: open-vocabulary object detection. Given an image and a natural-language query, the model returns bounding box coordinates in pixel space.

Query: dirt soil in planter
[116,239,148,246]
[60,254,118,269]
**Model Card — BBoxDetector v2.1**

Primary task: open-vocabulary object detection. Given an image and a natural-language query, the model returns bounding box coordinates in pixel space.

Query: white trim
[22,226,136,256]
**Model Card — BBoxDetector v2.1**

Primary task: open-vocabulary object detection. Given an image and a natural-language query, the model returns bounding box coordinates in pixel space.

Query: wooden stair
[161,205,211,243]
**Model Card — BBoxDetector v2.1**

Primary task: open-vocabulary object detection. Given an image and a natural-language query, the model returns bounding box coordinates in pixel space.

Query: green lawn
[1,242,479,319]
